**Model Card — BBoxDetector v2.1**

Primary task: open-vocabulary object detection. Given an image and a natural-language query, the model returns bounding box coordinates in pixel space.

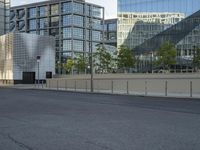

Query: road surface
[0,88,200,150]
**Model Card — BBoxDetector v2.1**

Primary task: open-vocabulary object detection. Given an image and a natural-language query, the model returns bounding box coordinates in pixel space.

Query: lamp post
[89,20,94,92]
[193,46,196,72]
[150,51,153,73]
[36,56,40,87]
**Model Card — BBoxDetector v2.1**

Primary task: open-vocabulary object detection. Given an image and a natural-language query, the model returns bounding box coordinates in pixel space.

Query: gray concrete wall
[47,73,200,98]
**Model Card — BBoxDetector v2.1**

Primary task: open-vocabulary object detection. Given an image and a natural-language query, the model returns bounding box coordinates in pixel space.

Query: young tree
[63,58,74,74]
[156,42,177,70]
[117,45,135,72]
[193,47,200,70]
[94,46,112,73]
[74,55,88,74]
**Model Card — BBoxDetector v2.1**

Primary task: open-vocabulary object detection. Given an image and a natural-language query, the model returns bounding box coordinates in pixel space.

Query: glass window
[39,18,48,29]
[51,4,59,15]
[86,5,90,16]
[39,6,48,17]
[39,29,48,35]
[18,21,25,30]
[62,52,73,62]
[73,40,83,52]
[63,40,72,51]
[62,15,72,26]
[50,16,59,27]
[91,6,102,18]
[109,32,117,40]
[62,2,72,13]
[73,15,84,27]
[10,10,15,20]
[73,28,84,39]
[92,31,101,41]
[28,7,37,18]
[93,19,102,30]
[62,2,84,14]
[17,9,25,19]
[28,19,37,30]
[50,28,59,37]
[108,23,117,31]
[86,29,90,40]
[62,27,72,38]
[73,2,83,14]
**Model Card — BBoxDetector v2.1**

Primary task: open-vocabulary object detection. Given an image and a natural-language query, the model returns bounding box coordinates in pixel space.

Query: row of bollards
[44,79,194,98]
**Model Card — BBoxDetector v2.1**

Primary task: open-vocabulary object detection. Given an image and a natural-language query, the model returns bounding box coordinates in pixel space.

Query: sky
[11,0,117,19]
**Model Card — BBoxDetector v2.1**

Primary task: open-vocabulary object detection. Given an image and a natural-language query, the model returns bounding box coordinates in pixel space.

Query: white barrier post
[145,81,147,96]
[127,80,129,94]
[165,81,168,97]
[190,81,193,98]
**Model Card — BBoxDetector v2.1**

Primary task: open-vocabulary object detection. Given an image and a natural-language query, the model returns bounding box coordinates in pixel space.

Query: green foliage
[193,47,200,69]
[156,42,177,69]
[74,55,88,73]
[117,45,135,70]
[63,59,74,74]
[94,46,112,73]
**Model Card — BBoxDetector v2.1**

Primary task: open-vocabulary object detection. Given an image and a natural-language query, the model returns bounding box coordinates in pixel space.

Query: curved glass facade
[118,0,200,16]
[117,0,200,71]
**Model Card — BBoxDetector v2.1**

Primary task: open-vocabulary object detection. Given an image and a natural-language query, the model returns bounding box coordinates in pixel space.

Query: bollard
[49,80,51,89]
[111,80,114,94]
[145,81,147,96]
[65,80,67,90]
[41,80,43,88]
[75,80,77,91]
[190,81,193,98]
[46,80,47,88]
[127,80,129,94]
[85,80,87,92]
[57,80,59,90]
[165,81,168,97]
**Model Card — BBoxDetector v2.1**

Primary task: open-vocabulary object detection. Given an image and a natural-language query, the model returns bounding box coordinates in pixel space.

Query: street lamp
[89,20,94,92]
[150,51,153,73]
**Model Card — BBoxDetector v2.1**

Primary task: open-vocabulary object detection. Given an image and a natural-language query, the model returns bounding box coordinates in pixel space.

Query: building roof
[11,0,103,9]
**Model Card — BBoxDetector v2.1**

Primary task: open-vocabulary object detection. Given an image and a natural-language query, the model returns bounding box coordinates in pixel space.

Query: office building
[117,0,200,71]
[10,0,104,74]
[0,0,10,35]
[0,32,55,84]
[104,18,117,47]
[117,12,184,50]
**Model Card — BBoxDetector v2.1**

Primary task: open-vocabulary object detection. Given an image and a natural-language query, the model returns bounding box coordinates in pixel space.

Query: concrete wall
[47,73,200,98]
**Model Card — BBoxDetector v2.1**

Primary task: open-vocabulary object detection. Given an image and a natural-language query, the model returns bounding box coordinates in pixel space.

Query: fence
[44,74,200,98]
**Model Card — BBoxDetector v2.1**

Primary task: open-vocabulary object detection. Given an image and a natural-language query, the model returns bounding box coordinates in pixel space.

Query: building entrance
[22,72,35,84]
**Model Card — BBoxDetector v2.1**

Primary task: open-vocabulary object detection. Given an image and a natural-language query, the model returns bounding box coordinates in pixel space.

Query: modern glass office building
[118,0,200,15]
[117,0,200,71]
[0,0,10,35]
[10,0,104,74]
[104,19,117,47]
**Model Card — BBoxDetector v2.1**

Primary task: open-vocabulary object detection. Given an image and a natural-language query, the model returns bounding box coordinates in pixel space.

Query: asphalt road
[0,88,200,150]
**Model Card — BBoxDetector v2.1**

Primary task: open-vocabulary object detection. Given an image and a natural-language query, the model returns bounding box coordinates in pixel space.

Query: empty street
[0,88,200,150]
